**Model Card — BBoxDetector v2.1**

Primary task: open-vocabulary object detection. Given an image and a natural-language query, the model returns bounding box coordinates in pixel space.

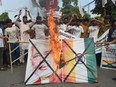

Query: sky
[0,0,95,19]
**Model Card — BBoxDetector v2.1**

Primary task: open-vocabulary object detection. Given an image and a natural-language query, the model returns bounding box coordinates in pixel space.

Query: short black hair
[36,16,41,20]
[23,15,27,19]
[76,19,81,22]
[6,19,12,23]
[82,18,89,22]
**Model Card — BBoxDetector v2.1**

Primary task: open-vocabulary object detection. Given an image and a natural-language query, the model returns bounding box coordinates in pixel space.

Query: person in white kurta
[88,20,100,42]
[31,16,48,39]
[15,10,35,63]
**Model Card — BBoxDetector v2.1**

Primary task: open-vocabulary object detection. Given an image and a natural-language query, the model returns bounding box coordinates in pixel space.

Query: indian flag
[62,38,98,83]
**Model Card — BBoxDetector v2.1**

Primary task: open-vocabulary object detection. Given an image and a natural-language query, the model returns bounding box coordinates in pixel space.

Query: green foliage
[91,0,116,19]
[61,0,90,19]
[0,12,9,21]
[83,10,90,18]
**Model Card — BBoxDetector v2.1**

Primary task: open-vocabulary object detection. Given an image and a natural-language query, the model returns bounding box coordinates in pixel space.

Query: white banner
[101,44,116,70]
[59,30,76,39]
[95,29,109,54]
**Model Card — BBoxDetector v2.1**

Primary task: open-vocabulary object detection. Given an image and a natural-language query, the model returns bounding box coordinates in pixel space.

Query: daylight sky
[0,0,95,19]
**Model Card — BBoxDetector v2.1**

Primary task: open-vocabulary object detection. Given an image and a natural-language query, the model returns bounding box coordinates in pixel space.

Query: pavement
[0,64,116,87]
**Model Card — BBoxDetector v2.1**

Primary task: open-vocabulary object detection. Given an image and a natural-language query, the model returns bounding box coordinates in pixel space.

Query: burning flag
[47,9,61,69]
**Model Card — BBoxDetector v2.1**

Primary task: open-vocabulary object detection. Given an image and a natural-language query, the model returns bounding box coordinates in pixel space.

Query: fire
[47,9,61,68]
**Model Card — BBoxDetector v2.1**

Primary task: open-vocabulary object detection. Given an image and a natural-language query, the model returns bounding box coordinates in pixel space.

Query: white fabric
[68,25,84,38]
[0,28,4,47]
[67,25,73,31]
[16,22,33,50]
[88,26,99,42]
[5,26,19,42]
[31,24,48,39]
[73,26,84,38]
[58,24,68,31]
[16,22,31,42]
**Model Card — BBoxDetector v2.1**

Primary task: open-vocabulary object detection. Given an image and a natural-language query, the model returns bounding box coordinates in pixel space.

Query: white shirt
[88,26,99,42]
[68,25,84,38]
[67,25,73,30]
[5,26,19,42]
[32,24,48,39]
[74,26,84,38]
[58,24,68,31]
[16,22,33,42]
[0,28,4,47]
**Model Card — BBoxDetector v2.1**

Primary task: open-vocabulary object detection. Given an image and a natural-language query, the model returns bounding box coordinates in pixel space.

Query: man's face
[92,21,97,26]
[36,19,42,24]
[64,19,68,24]
[23,18,27,24]
[30,44,50,71]
[76,21,80,26]
[83,21,88,25]
[7,22,12,27]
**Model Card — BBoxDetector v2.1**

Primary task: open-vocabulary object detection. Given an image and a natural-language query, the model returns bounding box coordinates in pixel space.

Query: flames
[47,9,61,68]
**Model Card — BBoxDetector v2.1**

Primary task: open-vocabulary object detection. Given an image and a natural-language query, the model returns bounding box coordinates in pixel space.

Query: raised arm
[66,13,77,25]
[15,10,22,27]
[27,10,32,21]
[92,18,103,25]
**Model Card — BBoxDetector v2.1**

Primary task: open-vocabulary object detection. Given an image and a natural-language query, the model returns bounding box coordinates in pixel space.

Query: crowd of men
[0,9,116,72]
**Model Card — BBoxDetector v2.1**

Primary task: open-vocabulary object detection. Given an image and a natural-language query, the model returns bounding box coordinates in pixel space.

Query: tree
[0,12,9,21]
[91,0,116,19]
[61,0,90,19]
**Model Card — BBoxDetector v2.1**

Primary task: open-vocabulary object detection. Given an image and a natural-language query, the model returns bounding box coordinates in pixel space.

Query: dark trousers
[96,53,101,67]
[0,47,4,68]
[10,43,20,64]
[3,49,10,65]
[24,50,28,63]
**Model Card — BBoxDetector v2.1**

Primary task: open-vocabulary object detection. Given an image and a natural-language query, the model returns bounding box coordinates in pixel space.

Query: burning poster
[25,38,98,84]
[101,44,116,70]
[25,39,61,84]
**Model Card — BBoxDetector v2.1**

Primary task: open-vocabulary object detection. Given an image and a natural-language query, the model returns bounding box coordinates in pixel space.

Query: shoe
[0,67,7,71]
[112,78,116,81]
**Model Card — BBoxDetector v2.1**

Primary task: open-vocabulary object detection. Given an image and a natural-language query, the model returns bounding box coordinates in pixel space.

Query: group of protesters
[0,8,116,72]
